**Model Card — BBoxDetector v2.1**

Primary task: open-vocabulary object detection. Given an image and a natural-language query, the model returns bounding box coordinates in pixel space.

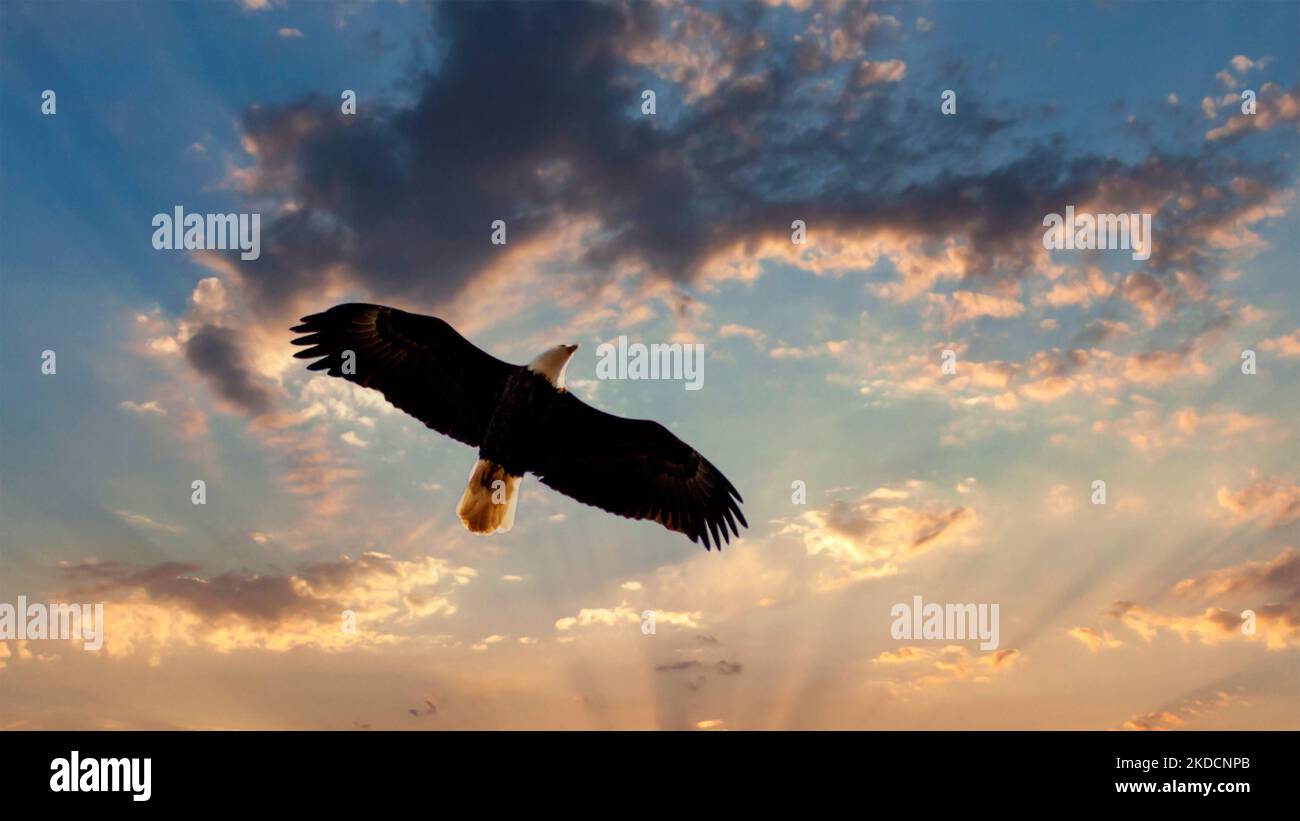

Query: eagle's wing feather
[532,393,746,550]
[290,303,515,447]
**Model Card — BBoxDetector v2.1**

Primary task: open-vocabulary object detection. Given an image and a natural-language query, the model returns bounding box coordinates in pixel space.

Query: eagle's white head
[527,344,578,389]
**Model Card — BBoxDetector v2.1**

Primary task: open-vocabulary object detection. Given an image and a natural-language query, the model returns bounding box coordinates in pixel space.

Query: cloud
[854,315,1229,426]
[1071,318,1132,348]
[1228,54,1275,75]
[1119,689,1243,731]
[1062,547,1300,656]
[851,58,907,87]
[1206,83,1300,141]
[1032,266,1114,309]
[554,602,701,632]
[224,2,672,313]
[1260,328,1300,358]
[1217,478,1300,528]
[780,485,975,584]
[0,639,59,669]
[937,290,1025,326]
[55,553,476,662]
[1122,272,1175,328]
[656,656,740,674]
[471,634,506,651]
[655,660,701,672]
[1109,583,1296,652]
[769,340,848,359]
[339,431,368,449]
[119,400,167,416]
[277,27,303,39]
[1216,70,1240,91]
[131,308,377,522]
[1093,406,1275,454]
[1174,547,1299,600]
[625,1,764,102]
[1044,484,1077,517]
[184,324,275,417]
[246,421,363,520]
[1109,601,1243,646]
[1067,626,1123,652]
[153,1,1294,459]
[718,323,767,347]
[213,0,1290,331]
[113,510,184,534]
[870,645,1020,692]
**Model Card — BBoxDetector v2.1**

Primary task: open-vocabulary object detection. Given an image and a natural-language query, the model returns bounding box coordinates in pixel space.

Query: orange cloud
[1217,477,1300,528]
[1175,547,1300,598]
[1092,406,1275,453]
[51,553,477,665]
[1260,328,1300,358]
[1067,626,1123,652]
[870,645,1021,693]
[1120,689,1243,731]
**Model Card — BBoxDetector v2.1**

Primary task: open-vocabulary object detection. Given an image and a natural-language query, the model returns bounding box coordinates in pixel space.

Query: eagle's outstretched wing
[531,392,746,550]
[290,303,516,447]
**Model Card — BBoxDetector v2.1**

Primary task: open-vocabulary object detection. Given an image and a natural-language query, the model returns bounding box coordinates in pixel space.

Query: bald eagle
[290,304,746,550]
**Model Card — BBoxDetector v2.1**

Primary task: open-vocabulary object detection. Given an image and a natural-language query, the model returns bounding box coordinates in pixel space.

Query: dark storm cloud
[224,0,1289,318]
[227,0,1073,311]
[236,0,664,310]
[184,323,274,416]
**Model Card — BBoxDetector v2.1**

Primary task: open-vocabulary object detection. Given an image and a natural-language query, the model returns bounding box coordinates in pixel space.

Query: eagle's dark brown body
[292,303,746,549]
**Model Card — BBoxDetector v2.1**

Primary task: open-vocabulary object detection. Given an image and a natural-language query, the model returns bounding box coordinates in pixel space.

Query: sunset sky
[1,0,1297,730]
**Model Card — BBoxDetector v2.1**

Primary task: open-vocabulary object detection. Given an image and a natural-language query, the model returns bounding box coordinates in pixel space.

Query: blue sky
[1,0,1298,729]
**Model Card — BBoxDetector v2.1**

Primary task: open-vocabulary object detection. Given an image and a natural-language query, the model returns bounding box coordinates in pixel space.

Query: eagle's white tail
[457,459,522,535]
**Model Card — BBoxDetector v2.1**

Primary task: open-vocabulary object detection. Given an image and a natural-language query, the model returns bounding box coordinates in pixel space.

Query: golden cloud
[554,602,701,632]
[1217,478,1300,528]
[1066,626,1123,652]
[870,644,1021,693]
[53,553,476,665]
[780,485,976,585]
[1120,689,1243,731]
